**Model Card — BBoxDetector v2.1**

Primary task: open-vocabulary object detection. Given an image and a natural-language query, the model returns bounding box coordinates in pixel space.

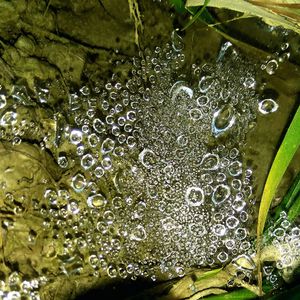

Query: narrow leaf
[274,171,300,220]
[287,193,300,222]
[186,0,300,34]
[183,0,211,30]
[257,105,300,237]
[195,267,222,281]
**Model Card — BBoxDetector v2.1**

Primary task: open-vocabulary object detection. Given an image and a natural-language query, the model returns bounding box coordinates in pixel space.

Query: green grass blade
[273,171,300,220]
[257,105,300,238]
[169,0,186,13]
[182,0,211,30]
[204,288,257,299]
[287,192,300,222]
[195,268,222,281]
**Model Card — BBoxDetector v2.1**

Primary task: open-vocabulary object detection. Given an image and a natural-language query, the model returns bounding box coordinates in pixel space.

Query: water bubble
[81,153,95,170]
[87,193,107,208]
[139,149,157,169]
[0,111,17,126]
[58,153,68,168]
[213,224,227,236]
[189,108,202,121]
[217,251,229,263]
[170,81,193,101]
[228,161,242,176]
[235,228,248,240]
[212,105,236,137]
[171,30,184,52]
[71,173,87,192]
[101,138,115,154]
[258,99,278,114]
[232,199,246,211]
[93,118,106,133]
[107,264,118,278]
[199,76,214,93]
[185,186,204,207]
[226,216,239,229]
[130,225,147,241]
[102,156,112,170]
[200,153,219,170]
[44,188,58,206]
[212,184,230,205]
[69,129,83,145]
[88,133,99,147]
[265,59,278,75]
[196,95,209,106]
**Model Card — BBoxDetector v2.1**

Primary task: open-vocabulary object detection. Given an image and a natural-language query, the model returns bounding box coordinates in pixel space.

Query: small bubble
[69,129,83,145]
[265,59,278,75]
[212,184,230,205]
[87,193,107,208]
[71,173,87,192]
[258,99,278,114]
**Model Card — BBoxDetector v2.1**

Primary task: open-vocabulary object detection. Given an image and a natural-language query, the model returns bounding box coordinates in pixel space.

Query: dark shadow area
[74,278,163,300]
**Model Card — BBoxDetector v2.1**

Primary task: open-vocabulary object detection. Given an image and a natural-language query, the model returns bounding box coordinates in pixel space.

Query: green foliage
[257,105,300,238]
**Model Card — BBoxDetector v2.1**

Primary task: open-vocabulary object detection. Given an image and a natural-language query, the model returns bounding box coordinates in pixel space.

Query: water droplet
[171,30,184,52]
[228,161,242,176]
[213,224,227,236]
[170,81,193,101]
[189,108,202,120]
[71,173,87,192]
[265,59,278,75]
[81,153,95,170]
[139,149,157,169]
[130,225,147,241]
[102,156,112,170]
[87,193,107,208]
[101,138,115,154]
[0,111,17,126]
[88,133,99,147]
[196,95,209,106]
[58,153,68,168]
[199,76,214,93]
[93,118,106,133]
[185,186,204,207]
[217,251,228,263]
[258,99,278,114]
[226,216,239,228]
[212,105,236,137]
[212,184,230,205]
[200,153,219,170]
[69,129,83,145]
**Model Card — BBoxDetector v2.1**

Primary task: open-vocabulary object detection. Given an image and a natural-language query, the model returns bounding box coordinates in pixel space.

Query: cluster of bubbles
[262,211,300,289]
[0,31,287,298]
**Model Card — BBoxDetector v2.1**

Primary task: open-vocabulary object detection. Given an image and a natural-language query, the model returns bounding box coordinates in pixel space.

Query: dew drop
[212,105,236,137]
[258,99,278,115]
[212,184,230,205]
[139,149,157,169]
[71,173,87,192]
[200,153,219,170]
[87,193,107,208]
[185,186,204,207]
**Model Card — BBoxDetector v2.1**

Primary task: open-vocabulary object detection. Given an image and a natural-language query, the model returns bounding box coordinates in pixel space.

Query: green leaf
[185,0,300,34]
[195,268,222,281]
[273,171,300,220]
[169,0,186,13]
[266,284,300,300]
[183,0,211,30]
[257,105,300,238]
[287,192,300,222]
[204,288,257,299]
